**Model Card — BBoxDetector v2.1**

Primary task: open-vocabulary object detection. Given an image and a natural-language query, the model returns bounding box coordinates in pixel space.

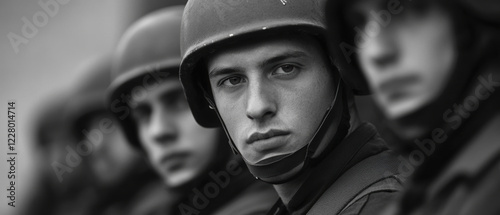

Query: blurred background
[0,1,185,214]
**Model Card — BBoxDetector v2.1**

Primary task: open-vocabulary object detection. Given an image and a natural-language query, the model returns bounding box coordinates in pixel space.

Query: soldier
[179,1,403,214]
[24,94,90,215]
[326,0,500,214]
[66,56,171,215]
[107,6,277,215]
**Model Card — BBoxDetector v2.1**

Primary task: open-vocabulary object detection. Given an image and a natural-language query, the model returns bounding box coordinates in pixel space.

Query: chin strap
[201,79,351,184]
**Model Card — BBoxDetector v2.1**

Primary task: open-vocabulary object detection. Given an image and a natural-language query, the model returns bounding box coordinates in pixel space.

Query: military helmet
[66,56,113,139]
[107,6,184,149]
[459,0,500,24]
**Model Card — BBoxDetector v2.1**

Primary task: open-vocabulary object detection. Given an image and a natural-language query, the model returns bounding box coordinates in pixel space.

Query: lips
[379,74,420,94]
[378,74,421,103]
[247,129,290,144]
[159,151,190,172]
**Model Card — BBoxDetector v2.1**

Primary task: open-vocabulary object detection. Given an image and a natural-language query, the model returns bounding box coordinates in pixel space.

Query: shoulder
[309,151,404,215]
[338,177,402,215]
[310,176,402,215]
[339,191,400,215]
[457,153,500,214]
[423,151,500,215]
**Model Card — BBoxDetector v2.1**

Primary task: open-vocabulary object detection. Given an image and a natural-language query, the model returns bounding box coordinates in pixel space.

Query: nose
[149,108,178,145]
[365,30,399,70]
[245,80,276,121]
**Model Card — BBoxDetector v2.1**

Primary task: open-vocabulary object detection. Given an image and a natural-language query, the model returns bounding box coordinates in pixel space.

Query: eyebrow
[208,67,241,79]
[158,86,185,101]
[128,83,184,108]
[260,51,308,68]
[208,51,308,78]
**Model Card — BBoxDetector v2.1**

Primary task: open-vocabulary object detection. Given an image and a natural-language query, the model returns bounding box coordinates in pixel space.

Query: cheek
[426,37,455,90]
[137,120,150,143]
[137,125,153,151]
[137,125,163,164]
[356,42,384,89]
[404,34,455,93]
[179,111,219,160]
[107,132,136,160]
[214,95,242,140]
[282,70,335,138]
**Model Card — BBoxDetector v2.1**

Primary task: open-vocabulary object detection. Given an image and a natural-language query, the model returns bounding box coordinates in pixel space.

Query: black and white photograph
[1,0,499,214]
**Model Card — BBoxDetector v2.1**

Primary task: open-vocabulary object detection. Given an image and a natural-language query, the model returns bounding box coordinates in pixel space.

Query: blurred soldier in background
[24,94,93,215]
[107,6,277,215]
[24,57,171,215]
[179,0,403,214]
[326,0,500,214]
[65,56,172,215]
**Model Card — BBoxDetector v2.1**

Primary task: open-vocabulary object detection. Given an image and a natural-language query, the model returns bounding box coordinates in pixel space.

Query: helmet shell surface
[66,56,113,135]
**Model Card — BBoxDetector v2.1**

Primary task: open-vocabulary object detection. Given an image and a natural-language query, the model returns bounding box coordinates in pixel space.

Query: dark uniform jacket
[172,158,278,215]
[267,123,404,215]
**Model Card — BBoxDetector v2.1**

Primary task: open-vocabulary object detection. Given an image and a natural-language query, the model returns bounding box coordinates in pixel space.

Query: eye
[219,76,246,87]
[344,4,368,28]
[131,104,151,122]
[274,64,298,75]
[163,90,188,111]
[348,12,367,28]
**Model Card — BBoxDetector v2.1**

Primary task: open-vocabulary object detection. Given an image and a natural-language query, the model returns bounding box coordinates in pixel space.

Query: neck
[272,90,357,206]
[349,114,362,134]
[272,167,311,205]
[271,116,358,206]
[347,91,362,134]
[271,114,354,205]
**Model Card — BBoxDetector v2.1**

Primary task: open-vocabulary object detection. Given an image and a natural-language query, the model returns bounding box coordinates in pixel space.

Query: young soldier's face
[84,113,141,185]
[131,78,219,187]
[207,35,336,165]
[346,0,456,119]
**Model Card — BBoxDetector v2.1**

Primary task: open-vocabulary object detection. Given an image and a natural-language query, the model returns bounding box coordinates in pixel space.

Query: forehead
[347,0,386,13]
[129,77,182,104]
[206,33,324,69]
[347,0,432,16]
